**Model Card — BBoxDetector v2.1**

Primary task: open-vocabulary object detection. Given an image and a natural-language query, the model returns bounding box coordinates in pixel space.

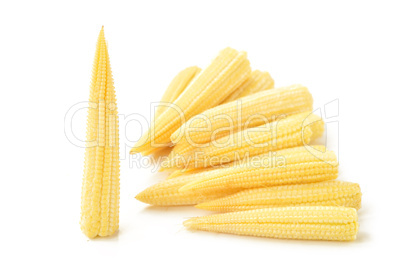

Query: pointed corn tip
[135,191,147,203]
[183,218,195,228]
[194,203,204,210]
[134,194,142,201]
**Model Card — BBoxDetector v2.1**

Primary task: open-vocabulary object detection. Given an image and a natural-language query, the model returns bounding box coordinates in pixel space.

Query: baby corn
[170,84,313,156]
[184,206,359,241]
[135,175,240,206]
[80,27,120,238]
[196,181,361,212]
[179,146,338,192]
[167,112,324,170]
[131,47,251,155]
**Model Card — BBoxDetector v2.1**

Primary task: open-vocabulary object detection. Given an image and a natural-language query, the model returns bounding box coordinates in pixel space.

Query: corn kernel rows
[81,27,120,238]
[130,47,360,241]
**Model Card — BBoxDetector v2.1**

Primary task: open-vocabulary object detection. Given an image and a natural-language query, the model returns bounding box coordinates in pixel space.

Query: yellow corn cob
[155,66,201,118]
[184,206,359,241]
[169,84,313,156]
[221,70,274,103]
[179,145,338,192]
[196,181,361,212]
[135,175,240,206]
[80,27,120,238]
[131,47,251,155]
[167,112,324,170]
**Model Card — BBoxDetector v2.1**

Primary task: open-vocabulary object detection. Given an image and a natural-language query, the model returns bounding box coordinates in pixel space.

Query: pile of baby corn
[132,47,361,241]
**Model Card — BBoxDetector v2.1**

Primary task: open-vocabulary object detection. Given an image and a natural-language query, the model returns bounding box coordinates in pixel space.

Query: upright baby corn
[135,175,240,206]
[131,47,251,155]
[221,70,274,103]
[155,66,201,118]
[184,206,359,241]
[166,111,324,169]
[80,27,120,238]
[196,180,361,212]
[179,145,338,192]
[169,85,313,156]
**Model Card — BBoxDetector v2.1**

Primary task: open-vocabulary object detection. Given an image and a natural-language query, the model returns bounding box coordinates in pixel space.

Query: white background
[1,0,401,266]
